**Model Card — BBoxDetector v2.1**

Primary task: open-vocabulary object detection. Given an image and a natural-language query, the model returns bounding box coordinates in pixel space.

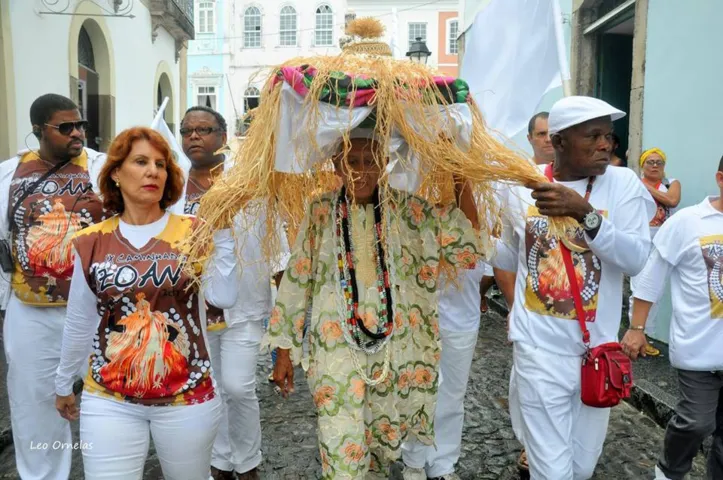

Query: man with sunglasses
[179,106,289,480]
[0,93,107,479]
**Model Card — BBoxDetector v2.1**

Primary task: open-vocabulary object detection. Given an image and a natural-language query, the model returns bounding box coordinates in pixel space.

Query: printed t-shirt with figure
[72,214,214,406]
[634,197,723,371]
[9,150,105,305]
[184,176,225,330]
[494,165,654,356]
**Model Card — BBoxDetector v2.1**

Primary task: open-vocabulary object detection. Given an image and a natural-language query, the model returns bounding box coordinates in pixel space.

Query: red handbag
[544,165,634,408]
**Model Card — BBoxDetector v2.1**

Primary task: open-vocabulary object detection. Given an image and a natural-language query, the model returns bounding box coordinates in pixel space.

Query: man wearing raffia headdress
[184,18,571,480]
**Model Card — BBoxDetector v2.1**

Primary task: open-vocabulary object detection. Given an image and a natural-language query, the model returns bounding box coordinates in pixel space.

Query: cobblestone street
[0,311,707,479]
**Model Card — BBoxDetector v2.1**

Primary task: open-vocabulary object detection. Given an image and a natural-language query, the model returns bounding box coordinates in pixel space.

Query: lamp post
[406,37,431,65]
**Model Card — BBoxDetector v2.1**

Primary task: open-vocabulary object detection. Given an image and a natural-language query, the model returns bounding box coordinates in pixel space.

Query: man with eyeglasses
[179,106,289,480]
[0,93,107,479]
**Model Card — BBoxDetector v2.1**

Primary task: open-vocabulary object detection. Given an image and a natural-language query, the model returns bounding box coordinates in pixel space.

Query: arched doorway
[156,72,174,132]
[78,25,100,150]
[71,17,113,152]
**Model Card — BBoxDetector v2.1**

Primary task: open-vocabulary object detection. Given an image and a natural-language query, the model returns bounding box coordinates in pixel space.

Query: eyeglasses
[179,126,221,138]
[644,159,666,167]
[45,121,89,136]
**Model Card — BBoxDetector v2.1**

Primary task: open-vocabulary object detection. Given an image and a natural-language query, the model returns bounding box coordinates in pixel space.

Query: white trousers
[207,320,263,474]
[3,295,74,480]
[510,341,610,480]
[401,328,478,477]
[79,393,222,479]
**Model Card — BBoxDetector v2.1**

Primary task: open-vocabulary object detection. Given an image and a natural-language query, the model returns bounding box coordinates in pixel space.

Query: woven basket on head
[343,40,392,57]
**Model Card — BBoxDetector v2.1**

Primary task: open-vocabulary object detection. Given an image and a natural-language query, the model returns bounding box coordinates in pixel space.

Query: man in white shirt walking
[0,94,108,480]
[180,107,289,480]
[622,157,723,480]
[490,96,655,479]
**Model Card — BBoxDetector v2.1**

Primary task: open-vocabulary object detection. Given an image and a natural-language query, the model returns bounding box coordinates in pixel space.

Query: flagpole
[551,0,572,96]
[153,96,170,126]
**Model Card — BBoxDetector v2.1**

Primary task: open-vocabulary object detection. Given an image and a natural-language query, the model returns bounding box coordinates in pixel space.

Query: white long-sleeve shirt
[634,197,723,371]
[55,212,238,396]
[489,165,655,356]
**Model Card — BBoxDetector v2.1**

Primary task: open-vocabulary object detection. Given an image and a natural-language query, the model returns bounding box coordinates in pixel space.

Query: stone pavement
[0,311,708,479]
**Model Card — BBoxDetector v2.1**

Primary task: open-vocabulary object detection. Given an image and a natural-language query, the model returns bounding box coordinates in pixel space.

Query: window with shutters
[197,1,215,34]
[244,6,262,48]
[315,5,334,47]
[447,19,459,55]
[280,6,297,46]
[408,22,427,50]
[197,86,217,110]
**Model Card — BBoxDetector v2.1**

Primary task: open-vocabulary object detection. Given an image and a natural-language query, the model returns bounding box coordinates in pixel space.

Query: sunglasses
[179,126,221,138]
[45,121,89,136]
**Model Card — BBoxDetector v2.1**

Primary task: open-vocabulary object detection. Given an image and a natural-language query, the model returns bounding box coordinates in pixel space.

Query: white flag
[461,0,568,138]
[151,97,190,215]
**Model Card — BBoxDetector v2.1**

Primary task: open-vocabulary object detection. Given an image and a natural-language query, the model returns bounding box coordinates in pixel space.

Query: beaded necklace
[334,186,395,352]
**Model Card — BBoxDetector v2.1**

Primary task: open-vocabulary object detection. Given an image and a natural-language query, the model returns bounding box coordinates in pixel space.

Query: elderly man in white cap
[490,96,655,479]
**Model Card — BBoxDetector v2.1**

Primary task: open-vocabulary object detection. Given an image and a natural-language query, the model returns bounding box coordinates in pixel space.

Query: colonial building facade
[0,0,193,158]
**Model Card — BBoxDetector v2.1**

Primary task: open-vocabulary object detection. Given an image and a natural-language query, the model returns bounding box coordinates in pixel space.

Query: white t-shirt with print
[634,197,723,371]
[489,165,655,356]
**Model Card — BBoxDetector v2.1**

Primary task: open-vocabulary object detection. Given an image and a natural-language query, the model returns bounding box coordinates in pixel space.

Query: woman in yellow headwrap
[639,148,681,233]
[630,147,682,356]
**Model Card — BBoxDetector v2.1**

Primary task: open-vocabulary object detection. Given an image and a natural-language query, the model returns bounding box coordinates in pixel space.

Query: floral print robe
[264,191,481,478]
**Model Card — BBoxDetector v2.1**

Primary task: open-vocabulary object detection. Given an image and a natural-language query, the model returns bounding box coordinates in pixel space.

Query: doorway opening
[78,25,100,150]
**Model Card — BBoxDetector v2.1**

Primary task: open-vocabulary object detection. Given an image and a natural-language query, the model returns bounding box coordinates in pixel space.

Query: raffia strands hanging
[179,53,577,282]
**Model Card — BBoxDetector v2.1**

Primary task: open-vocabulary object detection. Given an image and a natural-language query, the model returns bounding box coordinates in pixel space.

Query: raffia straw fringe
[180,54,577,285]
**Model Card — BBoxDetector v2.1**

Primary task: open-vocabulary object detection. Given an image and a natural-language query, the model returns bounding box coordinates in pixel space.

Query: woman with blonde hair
[629,147,682,356]
[54,126,239,479]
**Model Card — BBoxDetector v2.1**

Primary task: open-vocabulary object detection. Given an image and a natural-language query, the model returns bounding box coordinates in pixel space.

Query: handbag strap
[8,155,71,230]
[543,164,594,347]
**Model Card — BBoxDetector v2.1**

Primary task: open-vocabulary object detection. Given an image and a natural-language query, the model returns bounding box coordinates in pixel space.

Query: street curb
[486,296,675,429]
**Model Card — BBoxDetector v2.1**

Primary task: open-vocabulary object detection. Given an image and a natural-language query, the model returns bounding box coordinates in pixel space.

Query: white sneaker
[654,466,673,480]
[402,466,427,480]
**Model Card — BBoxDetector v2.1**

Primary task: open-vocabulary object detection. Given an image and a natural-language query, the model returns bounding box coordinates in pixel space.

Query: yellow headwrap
[640,147,667,168]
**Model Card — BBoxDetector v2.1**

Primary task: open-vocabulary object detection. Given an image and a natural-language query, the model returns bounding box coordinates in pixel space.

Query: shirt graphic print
[73,214,214,406]
[9,151,105,305]
[701,234,723,319]
[524,205,605,322]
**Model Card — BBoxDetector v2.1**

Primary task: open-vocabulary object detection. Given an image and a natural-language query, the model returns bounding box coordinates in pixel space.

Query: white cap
[548,96,626,134]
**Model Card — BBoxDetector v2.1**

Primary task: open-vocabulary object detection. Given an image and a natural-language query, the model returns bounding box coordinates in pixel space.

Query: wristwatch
[580,210,602,231]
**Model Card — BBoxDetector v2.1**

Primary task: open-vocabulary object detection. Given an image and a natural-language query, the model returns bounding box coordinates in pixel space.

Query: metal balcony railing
[149,0,195,41]
[171,0,194,23]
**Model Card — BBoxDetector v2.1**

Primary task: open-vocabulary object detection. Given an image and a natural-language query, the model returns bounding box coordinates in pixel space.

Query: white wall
[9,2,72,150]
[110,5,181,132]
[639,0,723,343]
[8,0,180,151]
